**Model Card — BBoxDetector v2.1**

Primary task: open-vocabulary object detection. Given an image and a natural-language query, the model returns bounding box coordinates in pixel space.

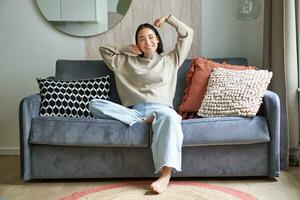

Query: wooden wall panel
[85,0,201,59]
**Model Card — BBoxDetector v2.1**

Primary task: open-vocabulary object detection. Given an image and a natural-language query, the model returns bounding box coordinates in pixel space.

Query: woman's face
[137,28,160,56]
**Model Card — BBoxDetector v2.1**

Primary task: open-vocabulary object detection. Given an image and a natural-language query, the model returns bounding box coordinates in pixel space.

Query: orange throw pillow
[179,57,256,118]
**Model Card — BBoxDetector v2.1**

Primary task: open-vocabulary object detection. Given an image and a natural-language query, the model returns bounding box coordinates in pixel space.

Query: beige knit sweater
[99,15,193,107]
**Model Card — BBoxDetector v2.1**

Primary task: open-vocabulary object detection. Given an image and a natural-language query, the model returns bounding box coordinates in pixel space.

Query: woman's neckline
[142,52,159,60]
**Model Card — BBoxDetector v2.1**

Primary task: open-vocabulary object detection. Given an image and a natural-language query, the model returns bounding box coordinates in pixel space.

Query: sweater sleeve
[166,15,194,67]
[99,45,135,71]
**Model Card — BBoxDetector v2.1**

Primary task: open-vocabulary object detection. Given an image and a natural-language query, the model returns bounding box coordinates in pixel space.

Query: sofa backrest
[55,60,121,104]
[56,58,248,111]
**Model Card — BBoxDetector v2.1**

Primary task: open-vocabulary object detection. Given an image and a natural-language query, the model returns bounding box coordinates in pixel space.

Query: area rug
[60,181,257,200]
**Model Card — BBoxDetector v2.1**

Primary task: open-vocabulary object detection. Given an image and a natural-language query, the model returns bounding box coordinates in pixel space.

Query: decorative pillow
[197,68,272,117]
[37,76,110,118]
[179,57,256,118]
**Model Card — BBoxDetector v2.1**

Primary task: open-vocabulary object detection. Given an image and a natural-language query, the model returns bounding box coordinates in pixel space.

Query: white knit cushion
[197,68,272,117]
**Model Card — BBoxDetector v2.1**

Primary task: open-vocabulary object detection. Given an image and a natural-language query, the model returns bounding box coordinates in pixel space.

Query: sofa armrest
[263,90,280,177]
[19,94,41,181]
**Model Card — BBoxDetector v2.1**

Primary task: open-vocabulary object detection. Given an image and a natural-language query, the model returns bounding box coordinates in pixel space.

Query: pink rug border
[60,181,257,200]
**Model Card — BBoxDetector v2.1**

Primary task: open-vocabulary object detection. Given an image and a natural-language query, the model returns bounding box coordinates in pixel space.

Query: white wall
[202,0,264,67]
[0,0,85,154]
[108,0,119,12]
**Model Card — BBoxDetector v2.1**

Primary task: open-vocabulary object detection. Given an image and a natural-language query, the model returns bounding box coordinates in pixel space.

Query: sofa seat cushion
[30,116,270,148]
[30,116,150,147]
[181,116,270,147]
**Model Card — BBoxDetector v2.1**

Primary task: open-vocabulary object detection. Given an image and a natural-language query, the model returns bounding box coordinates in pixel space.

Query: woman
[89,14,193,194]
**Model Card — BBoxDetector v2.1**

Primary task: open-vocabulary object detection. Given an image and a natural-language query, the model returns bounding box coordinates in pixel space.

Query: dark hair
[135,23,164,57]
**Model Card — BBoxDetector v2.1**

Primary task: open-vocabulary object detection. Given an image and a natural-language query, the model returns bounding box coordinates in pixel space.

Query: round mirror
[35,0,132,37]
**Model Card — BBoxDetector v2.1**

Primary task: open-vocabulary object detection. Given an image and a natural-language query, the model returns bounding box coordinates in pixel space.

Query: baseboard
[0,148,20,155]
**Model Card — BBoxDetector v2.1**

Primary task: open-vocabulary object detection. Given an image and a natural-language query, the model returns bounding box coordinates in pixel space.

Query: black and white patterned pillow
[37,76,110,118]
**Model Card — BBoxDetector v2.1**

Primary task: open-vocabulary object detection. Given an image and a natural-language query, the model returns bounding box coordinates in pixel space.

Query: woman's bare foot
[150,166,172,194]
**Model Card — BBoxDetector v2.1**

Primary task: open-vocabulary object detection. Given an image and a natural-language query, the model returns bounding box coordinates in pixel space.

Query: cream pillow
[197,68,273,117]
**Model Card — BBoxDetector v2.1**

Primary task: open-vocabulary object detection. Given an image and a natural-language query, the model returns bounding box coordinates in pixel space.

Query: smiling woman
[35,0,132,37]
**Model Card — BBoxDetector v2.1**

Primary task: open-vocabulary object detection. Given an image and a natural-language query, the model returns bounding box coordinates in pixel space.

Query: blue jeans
[89,99,183,174]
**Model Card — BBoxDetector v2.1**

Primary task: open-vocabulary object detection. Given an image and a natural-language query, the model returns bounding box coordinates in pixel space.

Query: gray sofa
[19,58,280,181]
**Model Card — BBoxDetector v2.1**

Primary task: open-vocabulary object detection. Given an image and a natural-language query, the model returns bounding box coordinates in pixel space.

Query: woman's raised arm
[99,45,141,71]
[155,15,193,67]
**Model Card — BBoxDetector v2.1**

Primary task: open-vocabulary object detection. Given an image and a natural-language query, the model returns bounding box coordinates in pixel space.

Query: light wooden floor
[0,156,299,200]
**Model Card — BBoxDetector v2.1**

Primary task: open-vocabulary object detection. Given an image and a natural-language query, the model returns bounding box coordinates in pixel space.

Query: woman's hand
[154,15,170,28]
[130,45,143,55]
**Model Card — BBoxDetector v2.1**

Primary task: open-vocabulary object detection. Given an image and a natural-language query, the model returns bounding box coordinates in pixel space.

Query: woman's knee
[89,99,109,115]
[89,99,109,109]
[89,99,98,111]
